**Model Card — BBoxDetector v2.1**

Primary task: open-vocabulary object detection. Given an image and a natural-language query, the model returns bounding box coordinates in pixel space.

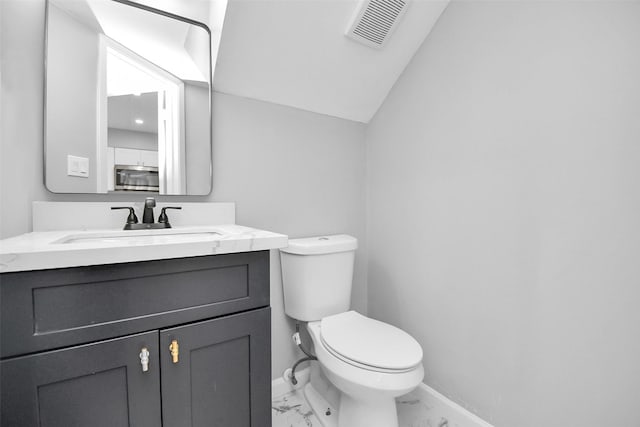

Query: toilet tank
[280,235,358,321]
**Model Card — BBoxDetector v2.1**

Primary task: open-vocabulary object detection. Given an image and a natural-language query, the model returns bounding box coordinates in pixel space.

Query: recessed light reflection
[135,119,144,124]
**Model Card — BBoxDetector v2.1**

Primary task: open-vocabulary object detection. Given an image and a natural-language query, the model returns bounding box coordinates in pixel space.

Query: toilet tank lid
[280,234,357,255]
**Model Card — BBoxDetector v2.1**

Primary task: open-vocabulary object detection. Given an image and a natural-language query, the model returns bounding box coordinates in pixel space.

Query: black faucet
[112,198,182,230]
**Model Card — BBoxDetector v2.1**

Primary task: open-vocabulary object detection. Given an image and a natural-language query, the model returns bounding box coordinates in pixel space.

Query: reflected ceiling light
[135,119,144,124]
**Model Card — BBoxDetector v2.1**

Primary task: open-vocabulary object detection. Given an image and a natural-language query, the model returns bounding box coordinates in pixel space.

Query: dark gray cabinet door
[0,331,161,427]
[160,308,271,427]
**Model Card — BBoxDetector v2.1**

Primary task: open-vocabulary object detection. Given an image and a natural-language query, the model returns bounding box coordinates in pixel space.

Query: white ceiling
[132,0,228,79]
[108,93,158,133]
[53,0,212,82]
[90,0,210,82]
[213,0,449,123]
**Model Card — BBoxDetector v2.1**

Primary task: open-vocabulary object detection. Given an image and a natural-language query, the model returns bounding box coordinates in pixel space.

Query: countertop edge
[0,227,289,273]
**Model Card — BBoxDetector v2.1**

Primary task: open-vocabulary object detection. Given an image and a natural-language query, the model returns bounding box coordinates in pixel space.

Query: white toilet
[280,235,424,427]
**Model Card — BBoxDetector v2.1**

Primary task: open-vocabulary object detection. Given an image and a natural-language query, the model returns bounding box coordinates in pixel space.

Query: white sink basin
[55,230,222,245]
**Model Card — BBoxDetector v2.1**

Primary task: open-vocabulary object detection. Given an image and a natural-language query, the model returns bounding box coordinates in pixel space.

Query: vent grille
[346,0,409,49]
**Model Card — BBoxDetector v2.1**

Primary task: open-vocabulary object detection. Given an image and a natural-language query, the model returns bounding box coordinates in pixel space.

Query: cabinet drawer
[0,251,269,358]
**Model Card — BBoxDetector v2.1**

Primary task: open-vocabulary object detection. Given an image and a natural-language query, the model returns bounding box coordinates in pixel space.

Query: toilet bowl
[280,235,424,427]
[306,312,424,427]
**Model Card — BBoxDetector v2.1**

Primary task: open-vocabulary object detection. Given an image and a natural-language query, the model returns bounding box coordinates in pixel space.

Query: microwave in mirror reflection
[115,165,159,192]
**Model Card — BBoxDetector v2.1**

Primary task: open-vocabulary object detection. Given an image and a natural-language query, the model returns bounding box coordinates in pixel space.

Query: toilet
[280,235,424,427]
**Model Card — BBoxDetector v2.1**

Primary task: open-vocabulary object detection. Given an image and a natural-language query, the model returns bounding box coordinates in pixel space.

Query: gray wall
[366,1,640,426]
[212,92,367,380]
[45,3,99,192]
[185,82,211,195]
[0,0,367,381]
[1,0,52,237]
[108,128,157,151]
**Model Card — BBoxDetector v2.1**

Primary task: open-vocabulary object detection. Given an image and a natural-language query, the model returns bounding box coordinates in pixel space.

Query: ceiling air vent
[345,0,409,49]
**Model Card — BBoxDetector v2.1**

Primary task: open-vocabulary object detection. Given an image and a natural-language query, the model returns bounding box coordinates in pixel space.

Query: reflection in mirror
[45,0,212,195]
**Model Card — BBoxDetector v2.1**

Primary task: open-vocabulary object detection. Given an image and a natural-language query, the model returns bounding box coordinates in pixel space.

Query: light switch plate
[67,155,89,178]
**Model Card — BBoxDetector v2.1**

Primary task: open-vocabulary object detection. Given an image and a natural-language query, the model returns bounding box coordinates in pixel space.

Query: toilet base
[304,382,399,427]
[304,383,338,427]
[338,393,398,427]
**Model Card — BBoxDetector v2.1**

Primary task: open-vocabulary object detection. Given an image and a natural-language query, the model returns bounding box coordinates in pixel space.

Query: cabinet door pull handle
[169,340,179,363]
[139,347,150,372]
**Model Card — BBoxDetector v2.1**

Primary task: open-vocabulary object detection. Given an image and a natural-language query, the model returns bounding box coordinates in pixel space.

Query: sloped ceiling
[213,0,449,123]
[131,0,449,124]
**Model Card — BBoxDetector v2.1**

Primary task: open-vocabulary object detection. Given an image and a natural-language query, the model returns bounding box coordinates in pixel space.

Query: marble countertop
[0,225,288,273]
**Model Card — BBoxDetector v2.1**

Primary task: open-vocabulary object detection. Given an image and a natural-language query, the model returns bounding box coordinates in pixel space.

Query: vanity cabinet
[0,251,272,427]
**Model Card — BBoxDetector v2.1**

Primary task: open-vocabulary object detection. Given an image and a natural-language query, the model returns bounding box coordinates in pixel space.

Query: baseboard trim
[414,383,494,427]
[271,373,493,427]
[272,367,311,398]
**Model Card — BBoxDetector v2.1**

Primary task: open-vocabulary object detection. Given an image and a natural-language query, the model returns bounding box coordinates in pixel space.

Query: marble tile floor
[273,387,449,427]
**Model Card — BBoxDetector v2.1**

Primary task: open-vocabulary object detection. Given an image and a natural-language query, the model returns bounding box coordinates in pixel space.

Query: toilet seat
[320,311,423,373]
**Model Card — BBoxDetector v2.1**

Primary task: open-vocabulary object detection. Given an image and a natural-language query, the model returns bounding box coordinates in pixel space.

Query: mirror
[45,0,212,195]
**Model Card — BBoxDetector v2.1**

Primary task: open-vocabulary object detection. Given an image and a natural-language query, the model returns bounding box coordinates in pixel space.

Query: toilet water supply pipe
[290,323,317,385]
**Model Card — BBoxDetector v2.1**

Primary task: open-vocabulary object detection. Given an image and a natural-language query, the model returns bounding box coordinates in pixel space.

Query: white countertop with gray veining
[0,225,288,273]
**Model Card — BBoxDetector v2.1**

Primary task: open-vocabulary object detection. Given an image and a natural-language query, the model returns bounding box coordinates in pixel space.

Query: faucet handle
[111,207,139,225]
[158,207,182,225]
